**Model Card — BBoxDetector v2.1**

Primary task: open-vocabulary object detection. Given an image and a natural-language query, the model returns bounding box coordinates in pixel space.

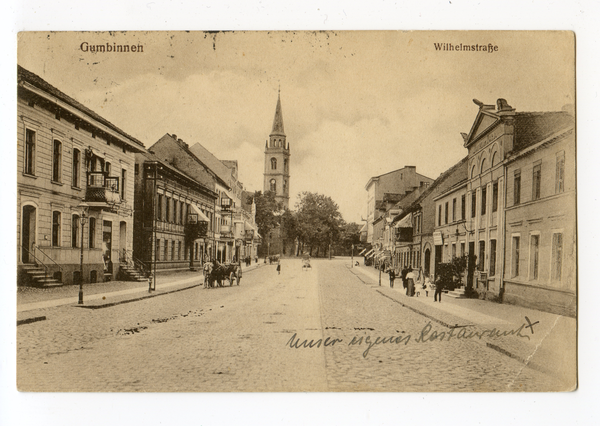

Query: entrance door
[119,221,127,259]
[424,248,431,276]
[21,205,36,263]
[103,221,112,272]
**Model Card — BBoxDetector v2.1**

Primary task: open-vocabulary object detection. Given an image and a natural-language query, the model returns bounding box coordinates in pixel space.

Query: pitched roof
[17,65,146,151]
[270,92,285,137]
[188,142,235,186]
[514,111,574,151]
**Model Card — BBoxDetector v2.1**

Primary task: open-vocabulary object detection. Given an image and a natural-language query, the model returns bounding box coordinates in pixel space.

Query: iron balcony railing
[86,171,120,203]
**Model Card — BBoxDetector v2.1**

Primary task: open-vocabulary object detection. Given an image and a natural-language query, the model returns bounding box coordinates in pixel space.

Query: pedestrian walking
[434,275,443,302]
[401,266,409,294]
[406,267,416,297]
[388,268,396,288]
[276,260,281,275]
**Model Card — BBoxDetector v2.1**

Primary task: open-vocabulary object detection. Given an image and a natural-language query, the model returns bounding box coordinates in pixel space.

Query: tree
[294,192,343,257]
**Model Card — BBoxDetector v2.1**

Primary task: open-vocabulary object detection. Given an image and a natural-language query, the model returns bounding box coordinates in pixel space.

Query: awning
[189,204,210,222]
[365,249,375,258]
[394,214,412,228]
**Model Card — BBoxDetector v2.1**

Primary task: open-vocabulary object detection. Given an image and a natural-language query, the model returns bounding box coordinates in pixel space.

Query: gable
[471,114,499,141]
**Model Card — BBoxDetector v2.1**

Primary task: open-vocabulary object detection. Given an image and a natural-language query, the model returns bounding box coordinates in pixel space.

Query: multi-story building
[365,166,433,245]
[133,151,217,273]
[461,98,575,315]
[502,111,575,316]
[17,65,146,286]
[391,157,468,278]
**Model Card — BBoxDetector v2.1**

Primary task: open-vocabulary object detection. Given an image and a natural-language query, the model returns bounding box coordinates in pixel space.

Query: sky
[17,31,574,223]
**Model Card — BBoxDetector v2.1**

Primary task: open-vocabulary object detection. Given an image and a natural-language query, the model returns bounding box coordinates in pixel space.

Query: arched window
[491,151,498,167]
[52,140,62,182]
[283,179,287,193]
[284,159,288,172]
[270,179,276,192]
[471,165,476,178]
[480,158,487,174]
[271,158,277,170]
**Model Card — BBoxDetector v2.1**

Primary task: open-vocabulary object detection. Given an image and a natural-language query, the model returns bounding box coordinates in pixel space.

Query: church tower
[263,90,291,209]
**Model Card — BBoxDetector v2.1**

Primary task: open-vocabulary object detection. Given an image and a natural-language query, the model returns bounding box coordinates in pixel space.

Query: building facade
[133,152,216,272]
[17,65,146,286]
[365,166,433,245]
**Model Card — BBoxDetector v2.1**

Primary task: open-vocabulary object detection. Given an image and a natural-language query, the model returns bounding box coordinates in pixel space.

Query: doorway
[103,221,112,272]
[424,248,431,276]
[21,205,37,263]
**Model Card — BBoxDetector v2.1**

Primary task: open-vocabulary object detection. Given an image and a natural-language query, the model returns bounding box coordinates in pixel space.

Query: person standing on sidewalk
[276,260,281,275]
[388,268,396,288]
[401,266,409,294]
[406,267,416,297]
[434,275,444,302]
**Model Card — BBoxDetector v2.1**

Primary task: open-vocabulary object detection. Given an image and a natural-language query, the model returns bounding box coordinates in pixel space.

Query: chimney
[172,134,177,140]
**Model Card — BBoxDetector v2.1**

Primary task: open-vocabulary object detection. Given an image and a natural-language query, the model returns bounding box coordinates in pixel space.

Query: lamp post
[77,202,89,304]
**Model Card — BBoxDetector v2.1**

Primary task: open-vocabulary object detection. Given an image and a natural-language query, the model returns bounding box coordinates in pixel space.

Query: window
[452,243,456,259]
[452,198,456,222]
[552,233,563,283]
[492,181,498,212]
[52,211,61,247]
[471,192,477,218]
[284,159,288,172]
[556,152,565,194]
[438,204,442,226]
[164,240,169,261]
[532,163,542,200]
[24,129,36,175]
[514,170,521,205]
[460,242,465,257]
[512,236,520,277]
[270,179,276,192]
[444,202,449,224]
[157,194,163,220]
[72,214,80,248]
[461,194,466,220]
[481,186,487,215]
[530,234,540,280]
[52,140,62,182]
[121,169,127,200]
[105,162,111,176]
[271,158,277,170]
[156,239,160,260]
[490,239,497,276]
[72,148,81,188]
[135,163,139,176]
[166,197,171,222]
[89,217,96,249]
[178,241,182,260]
[478,241,485,271]
[171,241,175,261]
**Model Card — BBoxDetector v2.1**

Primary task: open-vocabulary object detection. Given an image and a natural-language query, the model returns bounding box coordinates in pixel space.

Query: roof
[365,166,433,190]
[514,111,574,152]
[17,65,146,151]
[270,92,285,137]
[391,156,469,225]
[188,142,235,187]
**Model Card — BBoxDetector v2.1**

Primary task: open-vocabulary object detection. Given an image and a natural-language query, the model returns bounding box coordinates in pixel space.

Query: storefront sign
[433,231,443,245]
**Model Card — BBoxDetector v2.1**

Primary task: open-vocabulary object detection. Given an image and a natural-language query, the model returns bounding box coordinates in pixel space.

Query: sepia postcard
[16,30,576,393]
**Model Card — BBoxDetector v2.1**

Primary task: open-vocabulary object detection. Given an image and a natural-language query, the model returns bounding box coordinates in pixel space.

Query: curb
[73,283,200,310]
[17,316,47,326]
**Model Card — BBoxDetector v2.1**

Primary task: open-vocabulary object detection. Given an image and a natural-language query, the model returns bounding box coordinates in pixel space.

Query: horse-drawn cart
[302,254,312,271]
[203,262,242,288]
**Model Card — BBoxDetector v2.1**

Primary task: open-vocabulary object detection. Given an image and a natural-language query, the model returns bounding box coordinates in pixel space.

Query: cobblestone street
[17,259,566,392]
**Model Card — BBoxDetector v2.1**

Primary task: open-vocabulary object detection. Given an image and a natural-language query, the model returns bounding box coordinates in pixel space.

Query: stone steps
[446,287,466,298]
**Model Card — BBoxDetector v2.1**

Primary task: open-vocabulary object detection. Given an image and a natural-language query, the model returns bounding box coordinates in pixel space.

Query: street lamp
[77,202,89,304]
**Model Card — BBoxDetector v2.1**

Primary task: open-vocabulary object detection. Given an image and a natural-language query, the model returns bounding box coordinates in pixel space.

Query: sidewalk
[350,264,577,390]
[17,262,265,313]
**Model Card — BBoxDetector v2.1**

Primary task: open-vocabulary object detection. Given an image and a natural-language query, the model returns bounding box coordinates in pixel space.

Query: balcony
[85,171,120,204]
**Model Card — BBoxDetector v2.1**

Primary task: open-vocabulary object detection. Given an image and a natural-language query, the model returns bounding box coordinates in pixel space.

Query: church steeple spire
[270,89,285,137]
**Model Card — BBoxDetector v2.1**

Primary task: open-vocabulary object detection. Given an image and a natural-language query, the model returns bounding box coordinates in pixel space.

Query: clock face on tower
[264,91,290,210]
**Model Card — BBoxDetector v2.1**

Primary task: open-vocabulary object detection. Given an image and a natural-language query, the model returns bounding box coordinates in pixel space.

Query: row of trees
[249,190,361,258]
